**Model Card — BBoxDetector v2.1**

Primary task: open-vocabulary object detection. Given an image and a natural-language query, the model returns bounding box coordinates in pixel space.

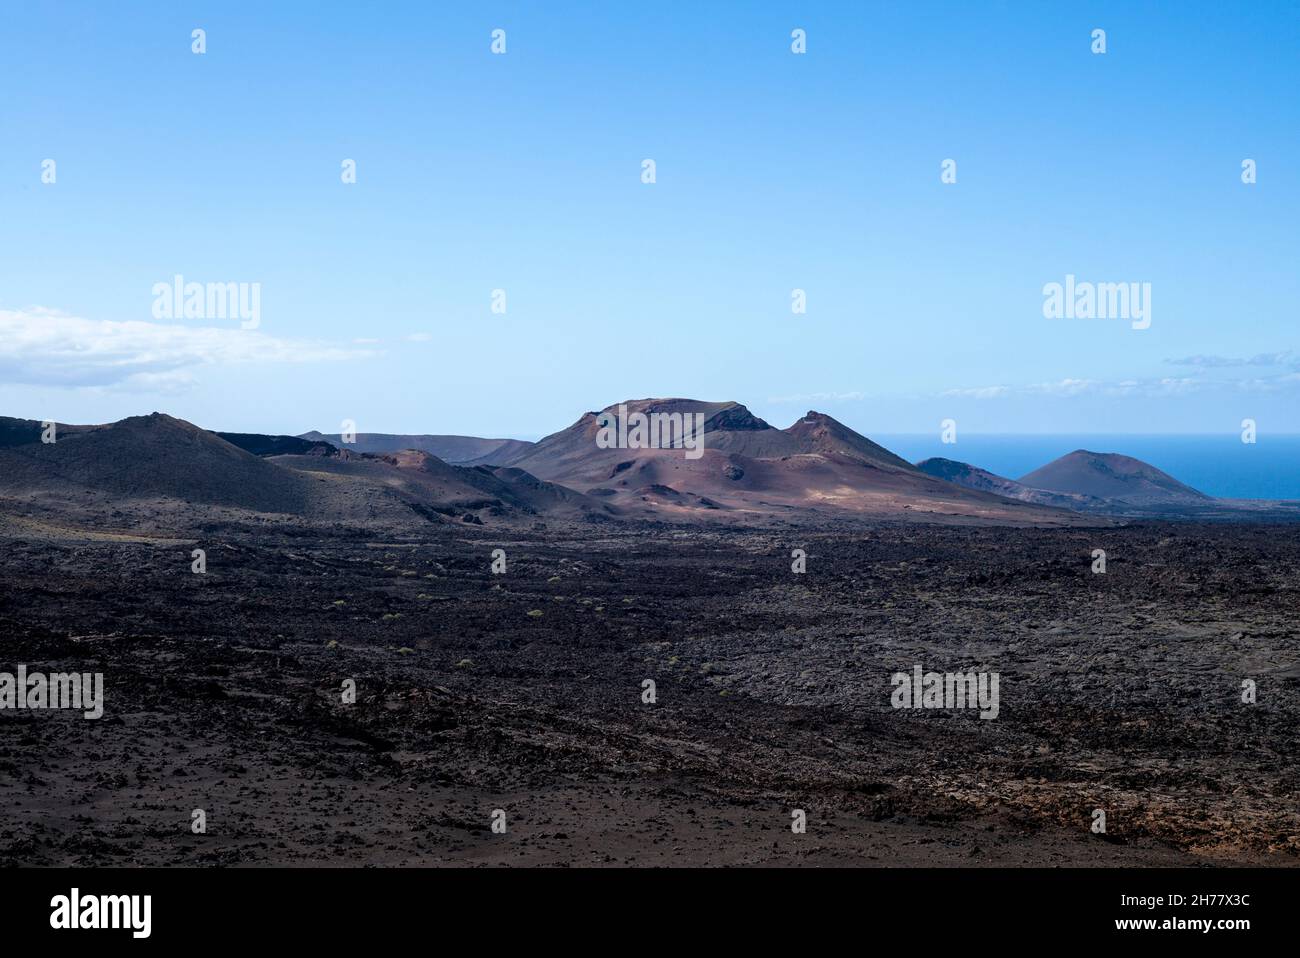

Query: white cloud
[1167,351,1298,369]
[945,377,1199,399]
[0,307,376,390]
[938,374,1294,400]
[940,385,1010,399]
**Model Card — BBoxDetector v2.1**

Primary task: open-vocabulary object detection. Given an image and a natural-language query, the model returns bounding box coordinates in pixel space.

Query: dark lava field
[1,519,1297,866]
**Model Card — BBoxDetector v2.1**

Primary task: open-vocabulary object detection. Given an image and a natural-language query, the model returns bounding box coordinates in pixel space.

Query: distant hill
[917,457,1108,511]
[0,413,311,513]
[1018,450,1212,506]
[0,416,100,448]
[299,431,532,465]
[499,398,1078,524]
[216,432,337,457]
[21,407,1247,528]
[0,413,609,529]
[271,448,614,523]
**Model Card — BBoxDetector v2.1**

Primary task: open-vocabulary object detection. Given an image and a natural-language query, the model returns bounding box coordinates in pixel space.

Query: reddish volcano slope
[1019,450,1211,506]
[503,399,1079,523]
[918,457,1108,511]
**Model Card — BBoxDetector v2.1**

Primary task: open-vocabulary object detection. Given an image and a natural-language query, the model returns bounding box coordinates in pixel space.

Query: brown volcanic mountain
[501,399,913,479]
[271,448,614,524]
[298,431,532,466]
[0,414,609,530]
[917,457,1108,511]
[0,413,312,513]
[1018,450,1212,506]
[3,406,1157,529]
[501,398,1080,523]
[782,411,918,468]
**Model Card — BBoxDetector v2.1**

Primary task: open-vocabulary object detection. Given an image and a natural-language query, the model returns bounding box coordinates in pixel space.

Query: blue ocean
[874,435,1300,501]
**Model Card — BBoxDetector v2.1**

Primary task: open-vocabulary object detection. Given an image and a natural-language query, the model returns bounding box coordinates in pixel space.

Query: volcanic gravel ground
[0,520,1296,866]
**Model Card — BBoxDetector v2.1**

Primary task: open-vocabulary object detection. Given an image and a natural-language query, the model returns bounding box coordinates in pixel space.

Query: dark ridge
[216,432,338,457]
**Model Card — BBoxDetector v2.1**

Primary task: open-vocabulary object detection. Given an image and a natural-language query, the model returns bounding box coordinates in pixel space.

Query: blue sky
[1,1,1296,439]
